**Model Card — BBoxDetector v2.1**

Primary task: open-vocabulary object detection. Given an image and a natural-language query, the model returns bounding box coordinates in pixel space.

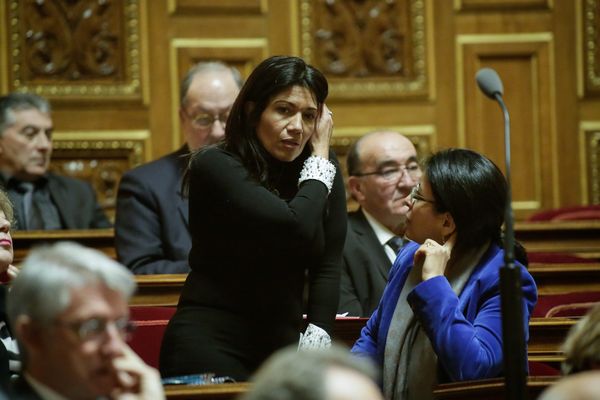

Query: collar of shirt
[24,373,71,400]
[361,209,397,247]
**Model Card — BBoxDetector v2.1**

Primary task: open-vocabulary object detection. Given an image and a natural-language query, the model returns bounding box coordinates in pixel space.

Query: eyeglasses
[354,162,421,182]
[409,184,436,204]
[57,316,136,342]
[183,109,229,128]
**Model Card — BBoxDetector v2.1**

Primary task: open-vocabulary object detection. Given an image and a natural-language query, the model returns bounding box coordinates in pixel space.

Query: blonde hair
[0,190,14,224]
[562,304,600,375]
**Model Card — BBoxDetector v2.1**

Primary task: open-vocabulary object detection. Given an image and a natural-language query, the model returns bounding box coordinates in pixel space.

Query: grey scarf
[382,242,490,400]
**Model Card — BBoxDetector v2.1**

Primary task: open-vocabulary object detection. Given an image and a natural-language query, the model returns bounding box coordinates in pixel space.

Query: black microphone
[475,68,527,400]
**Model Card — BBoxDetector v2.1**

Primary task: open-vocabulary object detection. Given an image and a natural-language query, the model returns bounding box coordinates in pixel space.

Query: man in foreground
[7,242,164,399]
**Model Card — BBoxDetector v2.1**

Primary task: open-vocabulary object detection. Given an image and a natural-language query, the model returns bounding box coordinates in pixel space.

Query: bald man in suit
[338,131,421,317]
[115,62,242,274]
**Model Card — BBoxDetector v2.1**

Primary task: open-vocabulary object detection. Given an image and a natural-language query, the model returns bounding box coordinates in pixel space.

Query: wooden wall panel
[457,34,557,217]
[580,0,600,96]
[1,0,598,221]
[579,122,600,204]
[299,0,433,100]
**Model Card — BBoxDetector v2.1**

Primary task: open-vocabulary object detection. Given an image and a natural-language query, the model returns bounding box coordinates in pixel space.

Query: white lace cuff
[298,156,336,194]
[298,323,332,351]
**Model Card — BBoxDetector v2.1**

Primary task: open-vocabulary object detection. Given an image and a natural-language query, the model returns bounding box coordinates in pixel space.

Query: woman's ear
[441,212,456,243]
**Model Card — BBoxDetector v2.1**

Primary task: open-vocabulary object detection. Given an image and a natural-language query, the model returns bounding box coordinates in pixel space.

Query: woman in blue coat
[351,148,538,400]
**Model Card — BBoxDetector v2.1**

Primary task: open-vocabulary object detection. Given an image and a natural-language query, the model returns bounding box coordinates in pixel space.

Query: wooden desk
[12,228,115,264]
[434,376,559,400]
[165,383,250,399]
[529,262,600,294]
[515,220,600,259]
[133,274,187,306]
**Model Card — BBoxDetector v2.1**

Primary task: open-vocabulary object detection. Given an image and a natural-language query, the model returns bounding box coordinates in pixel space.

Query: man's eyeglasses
[183,110,229,128]
[354,163,421,182]
[409,184,436,204]
[57,316,136,342]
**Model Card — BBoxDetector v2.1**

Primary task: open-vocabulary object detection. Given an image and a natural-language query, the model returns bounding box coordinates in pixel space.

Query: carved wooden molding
[167,0,267,15]
[299,0,432,100]
[50,130,150,221]
[579,122,600,205]
[7,0,145,101]
[454,0,552,11]
[581,0,600,96]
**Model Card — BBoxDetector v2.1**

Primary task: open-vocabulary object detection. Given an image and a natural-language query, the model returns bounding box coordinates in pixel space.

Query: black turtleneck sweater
[182,145,347,337]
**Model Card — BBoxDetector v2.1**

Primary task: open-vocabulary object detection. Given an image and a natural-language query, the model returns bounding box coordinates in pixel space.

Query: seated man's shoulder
[47,172,93,192]
[125,149,185,180]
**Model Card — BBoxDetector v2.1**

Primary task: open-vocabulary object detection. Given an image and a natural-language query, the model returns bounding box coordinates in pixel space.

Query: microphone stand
[494,93,528,400]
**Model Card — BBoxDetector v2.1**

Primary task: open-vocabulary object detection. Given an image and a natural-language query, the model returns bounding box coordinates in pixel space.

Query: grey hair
[179,61,243,107]
[7,242,136,329]
[240,345,380,400]
[0,93,51,136]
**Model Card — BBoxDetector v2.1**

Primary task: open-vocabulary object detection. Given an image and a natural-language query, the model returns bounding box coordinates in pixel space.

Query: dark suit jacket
[338,209,392,317]
[0,173,111,230]
[115,146,191,274]
[46,173,111,229]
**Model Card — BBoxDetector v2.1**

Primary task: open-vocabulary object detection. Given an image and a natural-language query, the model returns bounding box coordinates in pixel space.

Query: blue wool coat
[351,241,538,382]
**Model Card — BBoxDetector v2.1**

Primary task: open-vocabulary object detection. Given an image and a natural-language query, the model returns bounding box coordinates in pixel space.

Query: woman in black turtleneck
[160,56,347,381]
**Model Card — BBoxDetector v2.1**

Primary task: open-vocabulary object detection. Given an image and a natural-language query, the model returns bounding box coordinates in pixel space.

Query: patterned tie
[387,236,404,254]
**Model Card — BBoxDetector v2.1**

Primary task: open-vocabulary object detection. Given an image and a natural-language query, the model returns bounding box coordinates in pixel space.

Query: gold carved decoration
[50,130,150,221]
[8,0,144,101]
[167,0,267,15]
[300,0,431,99]
[582,0,600,95]
[579,122,600,204]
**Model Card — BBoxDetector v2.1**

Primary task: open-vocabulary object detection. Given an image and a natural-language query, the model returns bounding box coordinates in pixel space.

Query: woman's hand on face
[310,104,334,159]
[414,233,457,281]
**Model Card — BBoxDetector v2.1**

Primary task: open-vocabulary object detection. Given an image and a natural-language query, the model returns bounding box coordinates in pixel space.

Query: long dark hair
[222,55,329,185]
[425,148,528,265]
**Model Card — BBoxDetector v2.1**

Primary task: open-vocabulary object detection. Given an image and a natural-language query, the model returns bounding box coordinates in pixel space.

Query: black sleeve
[190,149,331,245]
[305,152,347,332]
[338,260,364,317]
[115,171,190,274]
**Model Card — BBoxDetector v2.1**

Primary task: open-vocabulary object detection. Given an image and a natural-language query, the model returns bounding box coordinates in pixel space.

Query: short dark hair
[222,55,329,185]
[0,93,50,135]
[425,148,515,255]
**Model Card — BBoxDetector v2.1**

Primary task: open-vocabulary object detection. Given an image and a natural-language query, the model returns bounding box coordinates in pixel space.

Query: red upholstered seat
[129,306,176,369]
[533,292,600,318]
[527,205,600,222]
[528,252,596,264]
[528,360,561,376]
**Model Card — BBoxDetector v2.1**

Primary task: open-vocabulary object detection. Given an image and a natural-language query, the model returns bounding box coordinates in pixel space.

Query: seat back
[533,292,600,318]
[128,306,176,369]
[527,205,600,222]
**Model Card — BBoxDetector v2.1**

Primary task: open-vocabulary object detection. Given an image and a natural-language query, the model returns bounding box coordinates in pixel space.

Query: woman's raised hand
[310,104,334,159]
[414,233,457,281]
